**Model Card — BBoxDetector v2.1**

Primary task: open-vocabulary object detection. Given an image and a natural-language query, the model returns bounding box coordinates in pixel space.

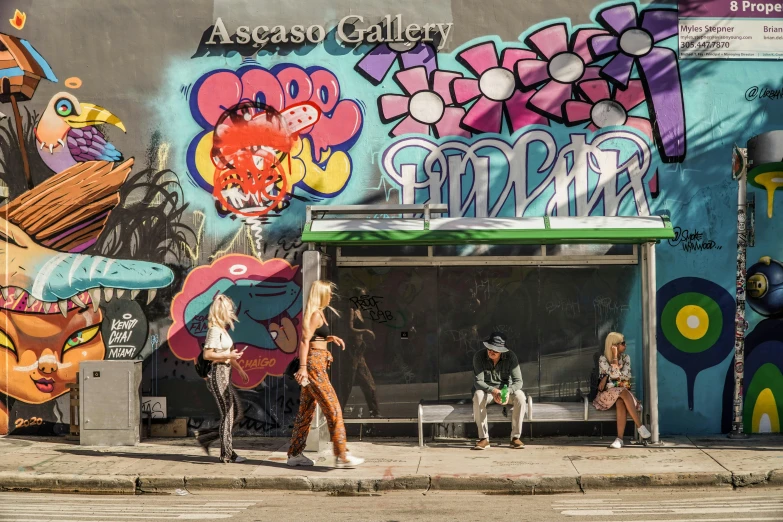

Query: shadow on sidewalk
[54,448,335,472]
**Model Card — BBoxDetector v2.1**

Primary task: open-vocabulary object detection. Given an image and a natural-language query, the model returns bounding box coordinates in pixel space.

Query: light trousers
[472,389,526,440]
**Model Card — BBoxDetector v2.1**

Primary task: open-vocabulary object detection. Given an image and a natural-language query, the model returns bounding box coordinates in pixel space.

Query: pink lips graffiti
[192,64,363,163]
[32,377,55,393]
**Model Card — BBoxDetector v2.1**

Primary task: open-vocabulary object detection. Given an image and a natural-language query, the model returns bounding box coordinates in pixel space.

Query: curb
[1,470,781,494]
[580,472,733,490]
[0,472,136,494]
[429,475,580,494]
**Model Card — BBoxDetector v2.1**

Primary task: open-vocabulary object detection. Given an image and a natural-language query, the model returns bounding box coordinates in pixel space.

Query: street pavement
[1,489,783,521]
[0,435,782,494]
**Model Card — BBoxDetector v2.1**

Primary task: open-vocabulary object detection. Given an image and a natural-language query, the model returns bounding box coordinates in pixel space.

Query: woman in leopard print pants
[287,280,364,468]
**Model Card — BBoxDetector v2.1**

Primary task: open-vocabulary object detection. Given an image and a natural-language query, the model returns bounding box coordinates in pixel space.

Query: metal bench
[417,396,638,447]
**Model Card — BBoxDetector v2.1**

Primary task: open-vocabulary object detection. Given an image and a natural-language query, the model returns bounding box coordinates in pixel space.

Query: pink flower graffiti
[452,42,547,134]
[379,66,469,138]
[355,1,684,178]
[565,79,651,138]
[516,24,607,121]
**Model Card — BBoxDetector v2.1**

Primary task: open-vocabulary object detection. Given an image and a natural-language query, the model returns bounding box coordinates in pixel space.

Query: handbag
[195,343,211,378]
[285,357,300,380]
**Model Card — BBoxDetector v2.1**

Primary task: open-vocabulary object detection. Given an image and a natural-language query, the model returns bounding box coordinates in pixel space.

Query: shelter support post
[641,242,660,443]
[302,249,331,454]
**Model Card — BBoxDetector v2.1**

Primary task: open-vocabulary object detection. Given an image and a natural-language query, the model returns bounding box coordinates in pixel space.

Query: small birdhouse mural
[0,32,57,190]
[0,32,57,103]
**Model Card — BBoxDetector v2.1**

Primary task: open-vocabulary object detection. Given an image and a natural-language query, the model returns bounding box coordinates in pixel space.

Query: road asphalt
[3,488,783,521]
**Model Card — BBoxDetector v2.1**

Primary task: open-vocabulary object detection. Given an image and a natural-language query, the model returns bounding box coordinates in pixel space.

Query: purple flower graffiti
[356,42,437,85]
[590,3,685,163]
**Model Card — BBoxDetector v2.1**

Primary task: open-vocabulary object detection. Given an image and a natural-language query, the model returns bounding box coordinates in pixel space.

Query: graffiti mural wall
[0,0,781,435]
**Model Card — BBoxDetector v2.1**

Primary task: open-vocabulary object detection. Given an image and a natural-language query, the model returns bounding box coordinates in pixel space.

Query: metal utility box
[78,360,142,446]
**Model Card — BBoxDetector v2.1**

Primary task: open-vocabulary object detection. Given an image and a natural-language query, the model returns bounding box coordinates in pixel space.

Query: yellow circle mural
[675,305,709,340]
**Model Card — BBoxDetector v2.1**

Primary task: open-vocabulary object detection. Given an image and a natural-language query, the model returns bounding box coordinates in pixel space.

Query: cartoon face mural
[747,256,783,317]
[0,160,175,434]
[168,255,302,388]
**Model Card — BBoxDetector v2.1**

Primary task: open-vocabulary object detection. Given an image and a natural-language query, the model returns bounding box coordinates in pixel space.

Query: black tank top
[311,323,329,341]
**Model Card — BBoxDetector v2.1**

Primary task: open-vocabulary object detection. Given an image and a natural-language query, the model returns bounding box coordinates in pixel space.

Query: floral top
[598,353,632,390]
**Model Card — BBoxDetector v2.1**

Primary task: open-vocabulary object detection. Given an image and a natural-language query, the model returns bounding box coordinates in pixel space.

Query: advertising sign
[679,0,783,59]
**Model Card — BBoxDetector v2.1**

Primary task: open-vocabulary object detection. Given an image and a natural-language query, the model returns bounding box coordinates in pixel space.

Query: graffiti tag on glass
[350,295,394,323]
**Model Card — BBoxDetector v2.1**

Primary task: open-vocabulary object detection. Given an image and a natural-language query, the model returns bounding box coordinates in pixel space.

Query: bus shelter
[300,204,674,444]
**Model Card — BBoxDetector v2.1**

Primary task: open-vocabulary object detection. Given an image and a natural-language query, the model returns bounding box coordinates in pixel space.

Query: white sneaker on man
[287,454,315,467]
[609,437,624,449]
[335,454,365,468]
[638,425,652,439]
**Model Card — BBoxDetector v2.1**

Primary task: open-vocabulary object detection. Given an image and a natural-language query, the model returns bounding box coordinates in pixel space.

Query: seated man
[472,332,526,450]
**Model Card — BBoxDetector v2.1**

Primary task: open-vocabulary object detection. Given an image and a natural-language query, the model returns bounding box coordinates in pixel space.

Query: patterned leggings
[197,363,243,463]
[288,349,347,459]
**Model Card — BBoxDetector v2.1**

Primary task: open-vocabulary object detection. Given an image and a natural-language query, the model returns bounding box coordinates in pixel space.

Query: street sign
[732,144,746,180]
[680,0,783,60]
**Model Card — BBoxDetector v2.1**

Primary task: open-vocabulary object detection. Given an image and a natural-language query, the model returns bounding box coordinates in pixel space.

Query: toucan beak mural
[65,102,126,132]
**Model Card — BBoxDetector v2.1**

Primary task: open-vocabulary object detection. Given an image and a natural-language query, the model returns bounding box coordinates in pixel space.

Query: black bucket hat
[483,331,509,353]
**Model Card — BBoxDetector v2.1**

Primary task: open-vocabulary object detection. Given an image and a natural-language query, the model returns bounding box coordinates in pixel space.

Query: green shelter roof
[302,205,673,246]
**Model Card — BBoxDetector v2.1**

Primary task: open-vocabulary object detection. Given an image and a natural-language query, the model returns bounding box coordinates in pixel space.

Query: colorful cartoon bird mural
[35,92,126,174]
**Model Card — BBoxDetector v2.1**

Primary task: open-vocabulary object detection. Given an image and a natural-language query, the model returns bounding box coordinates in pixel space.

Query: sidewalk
[1,434,782,495]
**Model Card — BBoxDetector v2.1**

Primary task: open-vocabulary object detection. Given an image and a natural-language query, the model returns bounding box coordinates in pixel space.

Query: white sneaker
[638,425,652,439]
[287,454,315,467]
[232,455,247,463]
[609,437,624,449]
[335,454,365,468]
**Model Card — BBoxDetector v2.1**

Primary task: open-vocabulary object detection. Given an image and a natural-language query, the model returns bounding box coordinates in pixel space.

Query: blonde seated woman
[592,332,652,448]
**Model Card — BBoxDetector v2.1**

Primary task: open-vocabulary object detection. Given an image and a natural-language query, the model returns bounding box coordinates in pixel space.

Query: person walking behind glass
[194,294,249,463]
[287,280,364,468]
[338,286,380,417]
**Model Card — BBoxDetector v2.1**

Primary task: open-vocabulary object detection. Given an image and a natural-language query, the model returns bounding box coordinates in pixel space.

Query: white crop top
[204,326,233,353]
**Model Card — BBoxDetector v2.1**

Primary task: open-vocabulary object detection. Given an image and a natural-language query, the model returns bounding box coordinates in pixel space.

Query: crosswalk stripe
[553,494,783,519]
[0,493,257,521]
[560,506,780,517]
[553,495,781,505]
[607,519,783,522]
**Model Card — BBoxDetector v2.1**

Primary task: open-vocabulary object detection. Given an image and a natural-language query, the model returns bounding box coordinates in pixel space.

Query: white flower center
[548,52,585,84]
[388,41,416,52]
[591,100,628,128]
[408,91,445,124]
[479,67,516,102]
[619,28,653,57]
